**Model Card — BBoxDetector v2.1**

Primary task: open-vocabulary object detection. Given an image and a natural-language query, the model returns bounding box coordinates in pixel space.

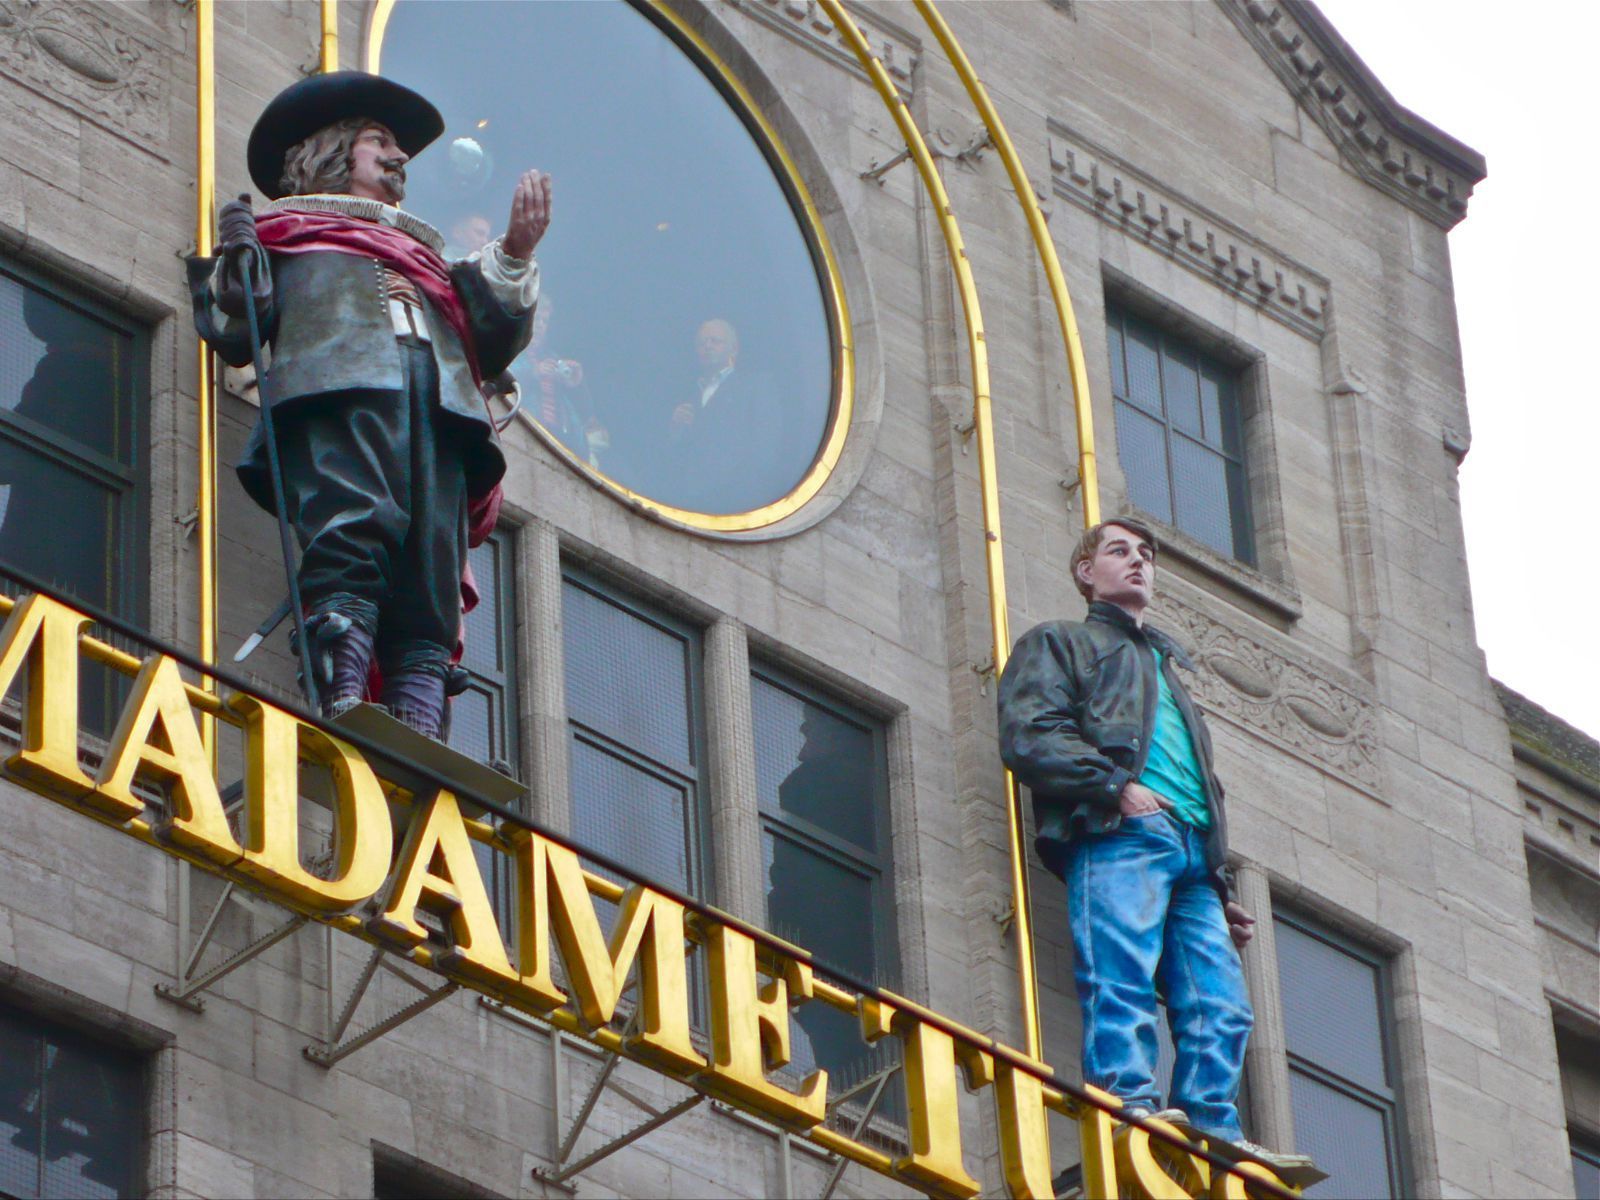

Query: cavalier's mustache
[377,157,407,179]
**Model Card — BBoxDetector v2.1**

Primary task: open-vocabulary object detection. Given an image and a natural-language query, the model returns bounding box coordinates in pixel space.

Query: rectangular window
[1275,914,1406,1198]
[1574,1129,1600,1200]
[447,530,518,773]
[561,569,708,901]
[0,1002,145,1200]
[751,668,895,1091]
[1105,305,1253,564]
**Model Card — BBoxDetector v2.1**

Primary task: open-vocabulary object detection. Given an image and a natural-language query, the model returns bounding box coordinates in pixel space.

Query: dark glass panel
[38,1041,141,1200]
[1106,314,1127,398]
[1122,319,1163,415]
[562,580,692,771]
[0,1013,41,1200]
[1574,1141,1600,1200]
[0,272,133,466]
[1112,400,1172,523]
[1288,1067,1395,1200]
[461,539,503,674]
[382,0,833,516]
[1225,458,1254,566]
[446,683,495,767]
[1161,343,1202,438]
[751,676,877,853]
[1276,920,1388,1093]
[1170,437,1235,559]
[570,736,692,895]
[1199,365,1227,450]
[0,433,120,612]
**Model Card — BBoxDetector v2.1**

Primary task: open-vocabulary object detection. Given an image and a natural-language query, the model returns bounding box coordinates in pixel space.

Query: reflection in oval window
[375,0,840,520]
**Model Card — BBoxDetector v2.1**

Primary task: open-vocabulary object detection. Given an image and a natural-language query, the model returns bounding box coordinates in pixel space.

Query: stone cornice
[721,0,919,97]
[1218,0,1485,229]
[1048,122,1331,341]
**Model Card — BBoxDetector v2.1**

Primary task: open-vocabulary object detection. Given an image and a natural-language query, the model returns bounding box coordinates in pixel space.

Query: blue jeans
[1064,810,1253,1141]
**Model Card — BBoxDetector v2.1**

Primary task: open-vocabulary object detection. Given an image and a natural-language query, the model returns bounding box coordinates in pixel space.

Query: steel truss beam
[304,938,459,1067]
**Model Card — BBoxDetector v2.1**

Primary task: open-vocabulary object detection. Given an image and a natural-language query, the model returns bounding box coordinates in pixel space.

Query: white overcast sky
[1307,1,1600,738]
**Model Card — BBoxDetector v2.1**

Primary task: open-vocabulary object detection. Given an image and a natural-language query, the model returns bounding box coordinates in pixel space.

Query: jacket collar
[1086,600,1194,670]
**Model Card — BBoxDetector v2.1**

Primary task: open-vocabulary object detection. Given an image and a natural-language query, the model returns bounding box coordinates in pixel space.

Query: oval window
[371,0,846,527]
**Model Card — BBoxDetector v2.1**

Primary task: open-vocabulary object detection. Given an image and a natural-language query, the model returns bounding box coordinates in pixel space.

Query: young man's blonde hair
[1068,517,1159,599]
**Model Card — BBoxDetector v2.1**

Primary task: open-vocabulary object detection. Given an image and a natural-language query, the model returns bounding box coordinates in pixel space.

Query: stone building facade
[0,1,1592,1198]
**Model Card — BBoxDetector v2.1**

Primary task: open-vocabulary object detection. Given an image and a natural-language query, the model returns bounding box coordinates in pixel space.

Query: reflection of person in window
[765,710,875,1086]
[445,212,493,260]
[666,317,782,513]
[517,295,608,468]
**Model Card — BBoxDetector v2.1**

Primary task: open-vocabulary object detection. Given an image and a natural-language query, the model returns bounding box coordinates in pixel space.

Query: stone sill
[1129,510,1302,627]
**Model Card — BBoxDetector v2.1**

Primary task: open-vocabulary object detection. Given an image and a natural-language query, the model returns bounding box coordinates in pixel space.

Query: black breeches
[275,338,466,667]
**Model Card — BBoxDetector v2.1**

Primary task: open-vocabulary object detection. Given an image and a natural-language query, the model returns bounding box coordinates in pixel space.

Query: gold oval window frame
[367,0,853,537]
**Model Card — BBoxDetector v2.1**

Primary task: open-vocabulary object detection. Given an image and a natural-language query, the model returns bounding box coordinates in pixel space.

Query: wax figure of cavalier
[187,72,550,740]
[997,518,1314,1175]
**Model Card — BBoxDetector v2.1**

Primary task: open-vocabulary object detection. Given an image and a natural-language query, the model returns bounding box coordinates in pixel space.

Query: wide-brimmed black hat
[247,70,444,199]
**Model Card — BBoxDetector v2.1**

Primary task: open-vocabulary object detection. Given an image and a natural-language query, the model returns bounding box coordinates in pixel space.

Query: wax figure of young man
[997,518,1310,1171]
[187,72,549,739]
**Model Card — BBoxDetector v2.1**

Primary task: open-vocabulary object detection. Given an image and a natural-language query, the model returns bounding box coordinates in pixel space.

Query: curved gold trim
[365,0,854,534]
[815,0,1043,1061]
[912,0,1100,529]
[196,0,218,758]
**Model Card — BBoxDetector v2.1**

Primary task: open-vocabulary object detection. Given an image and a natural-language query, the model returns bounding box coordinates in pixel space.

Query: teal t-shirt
[1138,647,1212,830]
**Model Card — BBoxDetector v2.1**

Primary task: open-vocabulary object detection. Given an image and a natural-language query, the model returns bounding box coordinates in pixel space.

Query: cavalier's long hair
[278,116,371,196]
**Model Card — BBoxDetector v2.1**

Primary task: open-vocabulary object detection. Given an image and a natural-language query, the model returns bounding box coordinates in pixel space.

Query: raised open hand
[503,170,551,261]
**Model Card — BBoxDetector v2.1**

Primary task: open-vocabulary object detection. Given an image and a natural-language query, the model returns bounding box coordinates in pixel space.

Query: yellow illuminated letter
[512,831,703,1075]
[1069,1085,1122,1200]
[993,1061,1055,1199]
[372,789,516,986]
[228,694,392,912]
[701,923,826,1127]
[0,594,96,802]
[96,654,239,862]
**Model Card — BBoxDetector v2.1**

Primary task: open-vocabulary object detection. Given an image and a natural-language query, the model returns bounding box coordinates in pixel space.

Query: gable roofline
[1220,0,1487,228]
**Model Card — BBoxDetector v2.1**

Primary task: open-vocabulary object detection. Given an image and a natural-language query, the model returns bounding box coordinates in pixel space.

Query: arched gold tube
[321,0,339,73]
[815,0,1043,1061]
[912,0,1100,529]
[195,0,217,759]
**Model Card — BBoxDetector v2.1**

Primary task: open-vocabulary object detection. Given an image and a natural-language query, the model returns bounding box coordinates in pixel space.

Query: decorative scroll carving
[1218,0,1481,229]
[724,0,919,96]
[0,1,166,145]
[1048,122,1330,341]
[1153,590,1381,791]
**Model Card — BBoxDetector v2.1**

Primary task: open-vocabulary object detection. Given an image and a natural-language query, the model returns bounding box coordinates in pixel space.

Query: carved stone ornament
[1152,589,1381,792]
[1048,122,1330,341]
[0,1,166,146]
[1218,0,1483,229]
[724,0,919,97]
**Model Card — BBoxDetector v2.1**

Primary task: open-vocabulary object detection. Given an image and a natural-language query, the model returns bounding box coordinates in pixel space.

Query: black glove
[215,193,271,319]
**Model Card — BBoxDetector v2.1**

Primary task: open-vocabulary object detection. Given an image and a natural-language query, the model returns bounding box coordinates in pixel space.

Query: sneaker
[1121,1106,1191,1127]
[1222,1138,1317,1172]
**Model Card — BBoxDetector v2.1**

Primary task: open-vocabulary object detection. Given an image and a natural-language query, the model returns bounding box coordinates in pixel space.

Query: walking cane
[233,245,321,712]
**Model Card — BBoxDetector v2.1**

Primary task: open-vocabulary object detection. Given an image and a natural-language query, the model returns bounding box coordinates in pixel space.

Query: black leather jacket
[997,601,1232,898]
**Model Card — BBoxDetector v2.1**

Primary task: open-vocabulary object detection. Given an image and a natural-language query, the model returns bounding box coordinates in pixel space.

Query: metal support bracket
[534,1016,706,1189]
[156,876,308,1012]
[859,147,912,184]
[303,940,459,1068]
[819,1063,901,1200]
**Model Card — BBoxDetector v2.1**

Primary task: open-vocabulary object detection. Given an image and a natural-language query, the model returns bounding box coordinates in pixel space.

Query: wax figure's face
[696,319,738,372]
[348,124,409,202]
[1078,524,1155,615]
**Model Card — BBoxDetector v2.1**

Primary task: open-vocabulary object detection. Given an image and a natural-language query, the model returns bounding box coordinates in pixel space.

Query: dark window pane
[0,272,133,466]
[571,736,693,895]
[446,684,495,766]
[1199,367,1226,450]
[1161,343,1202,438]
[1113,399,1172,523]
[381,0,834,516]
[563,580,692,771]
[461,539,503,675]
[751,676,878,853]
[1170,437,1235,559]
[0,1006,142,1200]
[1122,319,1163,415]
[0,434,121,611]
[1288,1067,1395,1200]
[1276,921,1388,1093]
[1107,315,1126,398]
[1575,1139,1600,1200]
